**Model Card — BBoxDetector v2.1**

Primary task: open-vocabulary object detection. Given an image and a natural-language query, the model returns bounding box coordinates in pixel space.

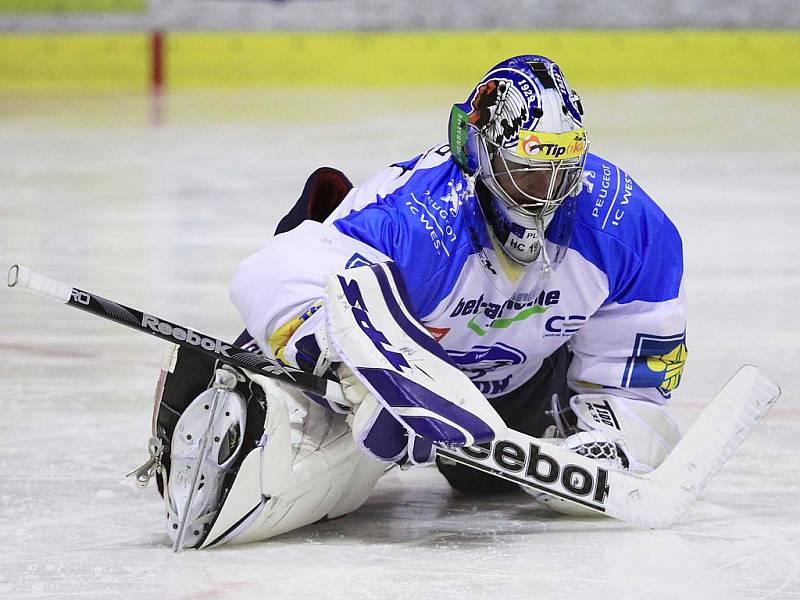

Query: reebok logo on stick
[455,439,610,507]
[142,314,232,357]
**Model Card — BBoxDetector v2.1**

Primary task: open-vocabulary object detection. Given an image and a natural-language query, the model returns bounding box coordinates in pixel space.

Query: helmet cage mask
[448,55,588,266]
[476,131,588,219]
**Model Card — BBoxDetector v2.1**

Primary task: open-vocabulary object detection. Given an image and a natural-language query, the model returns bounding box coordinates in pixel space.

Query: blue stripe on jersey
[334,157,478,318]
[563,153,683,304]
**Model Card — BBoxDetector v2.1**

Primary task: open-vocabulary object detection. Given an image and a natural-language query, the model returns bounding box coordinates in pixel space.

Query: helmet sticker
[517,128,587,161]
[469,78,528,147]
[465,70,542,148]
[526,60,557,90]
[551,64,583,125]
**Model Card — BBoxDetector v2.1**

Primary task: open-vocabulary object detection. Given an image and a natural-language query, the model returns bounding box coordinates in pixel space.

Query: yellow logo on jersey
[517,128,587,161]
[622,332,687,399]
[268,302,322,364]
[646,342,687,392]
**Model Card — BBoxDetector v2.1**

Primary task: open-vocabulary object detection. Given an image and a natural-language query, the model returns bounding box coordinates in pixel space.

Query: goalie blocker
[324,261,509,464]
[324,263,619,508]
[325,263,612,509]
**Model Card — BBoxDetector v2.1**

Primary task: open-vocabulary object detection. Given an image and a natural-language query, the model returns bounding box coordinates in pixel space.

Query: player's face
[490,154,565,206]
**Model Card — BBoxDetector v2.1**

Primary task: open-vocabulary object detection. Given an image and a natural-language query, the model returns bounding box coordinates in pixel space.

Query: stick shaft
[8,265,335,398]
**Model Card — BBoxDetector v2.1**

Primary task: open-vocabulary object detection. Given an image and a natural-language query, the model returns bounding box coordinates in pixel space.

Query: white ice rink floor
[1,88,798,599]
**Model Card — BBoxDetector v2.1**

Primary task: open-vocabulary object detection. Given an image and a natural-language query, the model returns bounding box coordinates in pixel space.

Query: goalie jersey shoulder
[564,153,684,305]
[333,145,487,318]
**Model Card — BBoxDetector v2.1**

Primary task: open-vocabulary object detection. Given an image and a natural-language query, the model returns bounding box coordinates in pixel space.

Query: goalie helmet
[449,55,588,265]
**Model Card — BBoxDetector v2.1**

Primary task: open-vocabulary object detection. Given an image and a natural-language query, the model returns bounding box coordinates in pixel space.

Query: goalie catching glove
[526,392,682,513]
[563,393,682,473]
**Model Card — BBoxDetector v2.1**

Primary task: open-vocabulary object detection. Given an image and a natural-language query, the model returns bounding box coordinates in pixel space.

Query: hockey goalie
[145,55,689,549]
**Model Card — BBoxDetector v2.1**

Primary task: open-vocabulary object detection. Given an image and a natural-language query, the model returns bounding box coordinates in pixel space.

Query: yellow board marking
[0,0,145,12]
[1,31,798,91]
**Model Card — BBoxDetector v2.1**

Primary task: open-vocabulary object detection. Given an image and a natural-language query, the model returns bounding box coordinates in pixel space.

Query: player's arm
[228,220,379,373]
[563,299,687,474]
[561,217,687,475]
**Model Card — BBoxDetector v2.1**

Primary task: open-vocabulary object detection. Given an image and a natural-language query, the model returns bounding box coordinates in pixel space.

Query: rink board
[1,30,799,91]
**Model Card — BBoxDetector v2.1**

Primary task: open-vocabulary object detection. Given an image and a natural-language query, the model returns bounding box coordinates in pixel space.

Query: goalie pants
[435,345,574,494]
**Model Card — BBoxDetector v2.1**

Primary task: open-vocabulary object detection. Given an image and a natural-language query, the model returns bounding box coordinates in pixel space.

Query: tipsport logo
[622,332,688,399]
[449,290,561,336]
[517,129,587,161]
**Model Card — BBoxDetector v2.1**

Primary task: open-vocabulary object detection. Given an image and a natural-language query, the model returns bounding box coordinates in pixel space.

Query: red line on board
[151,31,164,93]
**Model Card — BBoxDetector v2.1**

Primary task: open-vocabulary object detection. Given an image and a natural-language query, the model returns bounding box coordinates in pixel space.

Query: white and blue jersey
[230,145,687,406]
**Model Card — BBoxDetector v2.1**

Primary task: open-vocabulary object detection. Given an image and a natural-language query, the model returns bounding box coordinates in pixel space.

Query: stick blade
[616,365,781,528]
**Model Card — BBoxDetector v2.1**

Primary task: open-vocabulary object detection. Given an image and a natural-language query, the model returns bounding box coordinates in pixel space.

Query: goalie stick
[7,264,782,527]
[6,265,345,405]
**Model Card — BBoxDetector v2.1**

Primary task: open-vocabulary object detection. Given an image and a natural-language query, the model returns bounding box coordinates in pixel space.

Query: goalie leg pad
[148,332,266,496]
[166,368,247,549]
[202,377,387,547]
[142,336,268,548]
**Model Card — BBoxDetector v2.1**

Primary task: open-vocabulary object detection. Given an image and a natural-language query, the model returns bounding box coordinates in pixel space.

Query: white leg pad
[204,379,386,547]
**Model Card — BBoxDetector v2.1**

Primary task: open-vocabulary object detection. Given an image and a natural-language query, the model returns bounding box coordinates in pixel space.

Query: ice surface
[0,88,798,599]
